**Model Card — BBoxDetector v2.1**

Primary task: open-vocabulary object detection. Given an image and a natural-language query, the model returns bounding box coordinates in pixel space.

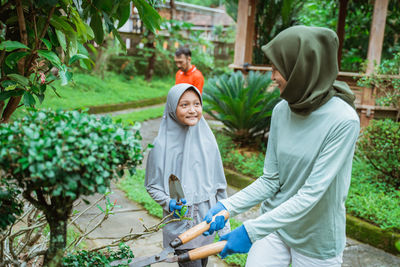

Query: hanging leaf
[0,89,24,101]
[133,0,162,33]
[55,30,67,52]
[117,2,131,28]
[84,22,95,39]
[37,50,62,68]
[59,65,73,86]
[112,28,126,50]
[50,16,75,33]
[90,12,104,44]
[0,41,30,51]
[40,38,52,50]
[7,74,29,87]
[5,52,29,68]
[69,53,89,65]
[23,92,36,107]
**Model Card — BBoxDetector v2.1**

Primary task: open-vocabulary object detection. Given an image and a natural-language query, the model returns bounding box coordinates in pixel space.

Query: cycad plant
[203,71,281,146]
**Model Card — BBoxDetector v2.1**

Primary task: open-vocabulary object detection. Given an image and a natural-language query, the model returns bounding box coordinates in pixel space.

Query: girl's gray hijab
[145,83,227,205]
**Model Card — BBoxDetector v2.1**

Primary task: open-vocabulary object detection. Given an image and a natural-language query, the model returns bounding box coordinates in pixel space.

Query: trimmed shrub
[357,119,400,189]
[0,109,143,265]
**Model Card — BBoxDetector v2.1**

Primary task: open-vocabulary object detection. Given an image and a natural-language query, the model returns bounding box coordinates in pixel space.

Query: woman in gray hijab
[145,83,229,267]
[202,26,360,266]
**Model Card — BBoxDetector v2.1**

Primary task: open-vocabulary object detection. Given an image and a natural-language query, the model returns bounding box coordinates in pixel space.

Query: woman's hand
[202,202,227,236]
[219,225,252,258]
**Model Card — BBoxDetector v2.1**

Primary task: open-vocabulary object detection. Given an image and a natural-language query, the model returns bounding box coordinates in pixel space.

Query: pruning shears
[110,210,229,266]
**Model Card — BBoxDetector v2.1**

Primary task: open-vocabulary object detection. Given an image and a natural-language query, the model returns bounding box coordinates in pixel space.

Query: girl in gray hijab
[145,83,229,267]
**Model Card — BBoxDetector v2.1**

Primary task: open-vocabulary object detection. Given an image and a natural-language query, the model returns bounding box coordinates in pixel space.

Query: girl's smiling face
[176,89,202,126]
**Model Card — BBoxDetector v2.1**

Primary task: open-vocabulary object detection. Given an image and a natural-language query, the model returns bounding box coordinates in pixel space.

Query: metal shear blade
[116,246,174,267]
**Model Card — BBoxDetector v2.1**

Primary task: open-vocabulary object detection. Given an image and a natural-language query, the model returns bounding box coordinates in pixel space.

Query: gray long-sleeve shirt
[221,97,360,259]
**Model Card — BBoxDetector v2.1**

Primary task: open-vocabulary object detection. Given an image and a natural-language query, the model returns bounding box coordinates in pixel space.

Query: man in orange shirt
[174,47,205,94]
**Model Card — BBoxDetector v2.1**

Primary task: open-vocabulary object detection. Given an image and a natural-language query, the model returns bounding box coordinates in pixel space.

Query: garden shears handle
[170,209,230,248]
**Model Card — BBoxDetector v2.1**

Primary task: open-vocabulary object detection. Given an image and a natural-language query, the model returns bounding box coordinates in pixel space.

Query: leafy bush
[0,109,143,265]
[347,159,400,232]
[63,242,133,266]
[357,119,400,189]
[204,71,281,146]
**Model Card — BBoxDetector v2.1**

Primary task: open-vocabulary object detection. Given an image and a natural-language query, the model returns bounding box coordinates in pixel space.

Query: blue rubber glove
[202,202,227,236]
[219,225,252,259]
[169,198,187,218]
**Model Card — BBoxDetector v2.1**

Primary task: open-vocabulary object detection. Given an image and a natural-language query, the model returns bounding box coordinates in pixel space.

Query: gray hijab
[145,83,227,205]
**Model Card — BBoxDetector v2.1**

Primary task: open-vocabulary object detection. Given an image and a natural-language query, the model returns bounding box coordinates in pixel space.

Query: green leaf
[23,92,36,107]
[50,16,75,33]
[5,51,29,68]
[59,66,72,86]
[0,40,30,51]
[133,0,162,33]
[112,29,126,50]
[37,93,45,104]
[117,2,131,28]
[37,50,62,68]
[90,12,104,44]
[8,74,29,86]
[97,0,113,12]
[40,38,52,50]
[0,89,24,101]
[69,53,89,65]
[84,22,95,39]
[55,30,67,52]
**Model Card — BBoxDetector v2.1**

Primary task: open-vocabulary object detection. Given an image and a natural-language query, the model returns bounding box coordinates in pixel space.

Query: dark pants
[175,249,209,267]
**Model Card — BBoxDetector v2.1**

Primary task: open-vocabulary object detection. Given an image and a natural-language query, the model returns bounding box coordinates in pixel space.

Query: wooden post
[233,0,256,68]
[360,0,388,127]
[366,0,389,74]
[337,0,348,70]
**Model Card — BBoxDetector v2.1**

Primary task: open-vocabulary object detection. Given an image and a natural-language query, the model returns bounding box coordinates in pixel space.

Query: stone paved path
[75,116,400,266]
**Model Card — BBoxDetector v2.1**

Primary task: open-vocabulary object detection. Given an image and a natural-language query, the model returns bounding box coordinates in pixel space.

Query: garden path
[75,116,400,267]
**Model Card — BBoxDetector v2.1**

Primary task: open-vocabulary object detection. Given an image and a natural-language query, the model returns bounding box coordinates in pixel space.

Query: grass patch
[113,106,164,125]
[117,169,163,218]
[10,72,173,120]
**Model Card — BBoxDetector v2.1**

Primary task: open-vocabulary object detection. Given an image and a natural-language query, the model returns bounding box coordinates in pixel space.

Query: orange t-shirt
[175,65,204,94]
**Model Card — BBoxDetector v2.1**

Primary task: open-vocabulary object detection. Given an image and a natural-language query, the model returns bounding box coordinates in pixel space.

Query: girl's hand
[169,198,188,218]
